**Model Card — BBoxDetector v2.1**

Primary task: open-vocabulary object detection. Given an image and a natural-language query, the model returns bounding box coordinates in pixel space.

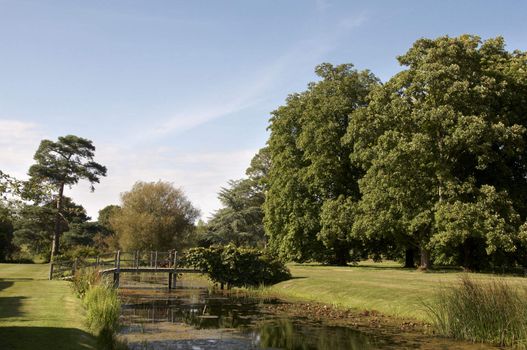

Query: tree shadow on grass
[0,327,96,350]
[0,279,27,319]
[0,296,26,319]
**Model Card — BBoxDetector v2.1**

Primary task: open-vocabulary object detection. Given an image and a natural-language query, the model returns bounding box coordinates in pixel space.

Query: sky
[1,0,526,220]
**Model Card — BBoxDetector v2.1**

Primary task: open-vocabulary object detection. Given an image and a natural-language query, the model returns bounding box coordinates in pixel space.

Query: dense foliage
[182,244,291,287]
[265,35,527,270]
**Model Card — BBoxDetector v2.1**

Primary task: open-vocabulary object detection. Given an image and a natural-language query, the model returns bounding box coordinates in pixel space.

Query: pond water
[117,274,492,350]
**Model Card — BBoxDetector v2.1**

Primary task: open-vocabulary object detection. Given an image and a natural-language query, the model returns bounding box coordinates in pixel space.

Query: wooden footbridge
[49,250,200,288]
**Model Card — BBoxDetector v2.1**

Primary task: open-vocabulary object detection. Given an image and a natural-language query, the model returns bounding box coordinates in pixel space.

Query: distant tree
[204,178,266,247]
[0,204,15,262]
[201,149,270,247]
[111,181,200,251]
[349,35,527,269]
[92,204,121,252]
[28,135,106,260]
[13,197,90,259]
[264,63,379,263]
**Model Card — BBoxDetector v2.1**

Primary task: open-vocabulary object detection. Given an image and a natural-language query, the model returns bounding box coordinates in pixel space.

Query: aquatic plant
[425,275,527,347]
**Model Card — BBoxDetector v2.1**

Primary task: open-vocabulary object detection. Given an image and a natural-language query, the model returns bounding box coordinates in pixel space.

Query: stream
[117,274,493,350]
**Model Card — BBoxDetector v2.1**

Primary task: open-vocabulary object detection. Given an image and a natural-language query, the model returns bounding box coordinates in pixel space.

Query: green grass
[0,264,97,350]
[264,262,527,321]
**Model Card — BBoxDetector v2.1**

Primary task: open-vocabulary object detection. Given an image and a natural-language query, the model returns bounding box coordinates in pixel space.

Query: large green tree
[349,35,527,269]
[265,63,379,263]
[28,135,106,260]
[110,181,200,251]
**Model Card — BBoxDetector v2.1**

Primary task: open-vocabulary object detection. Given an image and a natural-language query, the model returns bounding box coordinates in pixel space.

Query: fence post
[72,258,78,276]
[114,250,121,288]
[49,262,54,280]
[154,251,158,271]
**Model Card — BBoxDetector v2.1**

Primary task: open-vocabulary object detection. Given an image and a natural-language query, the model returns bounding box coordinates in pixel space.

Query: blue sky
[1,0,526,219]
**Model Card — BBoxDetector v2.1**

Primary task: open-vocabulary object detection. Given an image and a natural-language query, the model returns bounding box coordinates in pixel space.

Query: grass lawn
[0,264,96,350]
[266,261,527,321]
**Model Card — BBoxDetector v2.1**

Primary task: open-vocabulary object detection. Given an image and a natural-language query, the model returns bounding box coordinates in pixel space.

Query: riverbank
[0,263,97,350]
[258,261,527,321]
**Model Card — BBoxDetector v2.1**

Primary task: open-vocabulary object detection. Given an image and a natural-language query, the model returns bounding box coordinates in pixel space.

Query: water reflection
[120,279,385,350]
[251,319,382,350]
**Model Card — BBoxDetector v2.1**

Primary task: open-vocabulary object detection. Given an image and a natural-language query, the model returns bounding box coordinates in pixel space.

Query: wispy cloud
[147,32,356,138]
[0,119,46,177]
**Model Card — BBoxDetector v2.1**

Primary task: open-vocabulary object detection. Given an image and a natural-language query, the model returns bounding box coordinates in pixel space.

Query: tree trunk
[333,244,350,266]
[51,183,65,261]
[419,245,431,270]
[404,248,415,268]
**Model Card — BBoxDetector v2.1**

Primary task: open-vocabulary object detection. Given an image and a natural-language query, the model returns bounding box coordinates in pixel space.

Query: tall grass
[71,267,101,298]
[72,269,126,349]
[84,284,123,349]
[425,275,527,348]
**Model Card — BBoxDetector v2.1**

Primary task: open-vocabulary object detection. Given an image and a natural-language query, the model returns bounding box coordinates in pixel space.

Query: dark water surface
[118,274,492,350]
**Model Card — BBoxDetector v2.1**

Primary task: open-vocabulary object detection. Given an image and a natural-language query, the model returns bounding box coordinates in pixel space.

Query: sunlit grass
[0,263,97,350]
[263,262,527,321]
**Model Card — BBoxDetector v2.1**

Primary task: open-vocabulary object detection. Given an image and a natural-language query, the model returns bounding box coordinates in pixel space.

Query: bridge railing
[49,250,179,280]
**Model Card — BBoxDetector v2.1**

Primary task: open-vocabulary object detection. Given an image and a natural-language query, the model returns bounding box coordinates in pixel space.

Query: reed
[83,283,124,349]
[425,275,527,347]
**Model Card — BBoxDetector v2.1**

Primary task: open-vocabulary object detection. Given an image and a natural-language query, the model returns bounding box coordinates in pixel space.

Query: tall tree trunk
[419,245,431,270]
[404,248,415,268]
[51,183,65,261]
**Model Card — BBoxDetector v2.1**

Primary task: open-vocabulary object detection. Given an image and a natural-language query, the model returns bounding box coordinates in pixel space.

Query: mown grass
[425,275,527,347]
[0,263,97,350]
[263,262,527,321]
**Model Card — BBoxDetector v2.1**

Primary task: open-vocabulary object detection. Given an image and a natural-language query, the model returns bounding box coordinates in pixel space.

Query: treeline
[207,35,527,271]
[3,34,527,272]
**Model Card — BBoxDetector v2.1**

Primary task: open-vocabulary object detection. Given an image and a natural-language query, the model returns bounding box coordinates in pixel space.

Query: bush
[181,244,291,288]
[425,275,527,347]
[84,284,121,349]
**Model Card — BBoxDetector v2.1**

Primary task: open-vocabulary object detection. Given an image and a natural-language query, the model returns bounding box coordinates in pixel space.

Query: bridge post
[114,250,121,288]
[171,251,177,289]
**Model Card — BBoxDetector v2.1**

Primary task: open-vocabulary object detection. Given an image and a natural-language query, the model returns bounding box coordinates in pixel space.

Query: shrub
[425,275,527,347]
[181,244,291,288]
